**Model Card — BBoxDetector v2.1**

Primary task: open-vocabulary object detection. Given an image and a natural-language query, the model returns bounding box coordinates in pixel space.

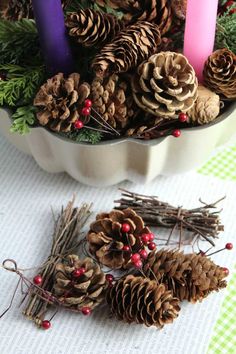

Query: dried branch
[115,189,225,247]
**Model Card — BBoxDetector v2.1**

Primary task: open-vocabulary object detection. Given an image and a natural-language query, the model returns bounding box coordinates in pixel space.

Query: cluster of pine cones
[51,208,228,328]
[2,1,235,138]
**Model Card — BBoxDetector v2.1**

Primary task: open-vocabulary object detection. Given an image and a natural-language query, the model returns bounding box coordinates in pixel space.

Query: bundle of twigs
[21,198,92,326]
[115,189,225,247]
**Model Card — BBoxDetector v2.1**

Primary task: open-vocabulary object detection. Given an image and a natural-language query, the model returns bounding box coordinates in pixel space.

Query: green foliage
[0,64,46,106]
[0,19,41,65]
[216,7,236,53]
[65,128,102,144]
[64,0,124,18]
[10,106,37,135]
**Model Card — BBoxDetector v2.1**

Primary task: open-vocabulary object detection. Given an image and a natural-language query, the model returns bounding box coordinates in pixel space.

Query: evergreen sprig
[10,105,37,135]
[216,7,236,53]
[0,64,46,106]
[0,19,41,65]
[64,128,102,144]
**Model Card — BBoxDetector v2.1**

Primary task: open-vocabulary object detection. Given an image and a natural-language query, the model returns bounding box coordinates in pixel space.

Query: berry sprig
[74,99,120,136]
[199,242,233,277]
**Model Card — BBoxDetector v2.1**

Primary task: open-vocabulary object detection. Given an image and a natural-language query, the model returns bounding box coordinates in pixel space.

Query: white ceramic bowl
[0,105,236,186]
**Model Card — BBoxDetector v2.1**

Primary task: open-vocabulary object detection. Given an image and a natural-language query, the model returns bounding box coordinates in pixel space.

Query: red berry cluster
[120,223,156,269]
[74,99,93,130]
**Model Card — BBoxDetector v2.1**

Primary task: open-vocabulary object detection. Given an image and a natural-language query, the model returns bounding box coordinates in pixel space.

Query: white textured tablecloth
[0,133,236,354]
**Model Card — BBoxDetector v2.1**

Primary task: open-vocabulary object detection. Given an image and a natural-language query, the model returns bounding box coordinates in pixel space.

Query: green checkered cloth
[198,144,236,354]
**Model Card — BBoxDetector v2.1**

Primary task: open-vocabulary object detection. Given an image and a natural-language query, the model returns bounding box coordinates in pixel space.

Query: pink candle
[184,0,218,82]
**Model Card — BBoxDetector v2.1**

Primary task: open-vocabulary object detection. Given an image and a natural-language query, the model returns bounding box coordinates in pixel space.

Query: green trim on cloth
[198,144,236,354]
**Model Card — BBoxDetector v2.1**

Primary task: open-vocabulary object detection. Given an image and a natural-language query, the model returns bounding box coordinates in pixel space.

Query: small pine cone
[34,73,90,133]
[92,21,161,78]
[143,249,227,303]
[188,85,221,125]
[87,208,150,269]
[204,49,236,99]
[132,51,198,118]
[65,9,124,48]
[96,0,172,35]
[1,0,33,20]
[170,0,187,20]
[53,255,107,311]
[91,74,139,130]
[106,275,180,327]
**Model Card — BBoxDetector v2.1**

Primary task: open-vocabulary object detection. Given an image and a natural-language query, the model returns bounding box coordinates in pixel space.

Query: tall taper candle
[184,0,218,82]
[32,0,74,76]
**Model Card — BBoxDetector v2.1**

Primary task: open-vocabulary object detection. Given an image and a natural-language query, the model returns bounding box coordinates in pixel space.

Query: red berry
[131,253,141,263]
[139,249,148,259]
[147,233,155,242]
[134,260,143,269]
[72,268,85,278]
[79,267,86,275]
[122,245,130,252]
[225,243,233,250]
[148,242,156,251]
[200,251,205,256]
[41,320,51,330]
[33,275,43,285]
[106,274,114,282]
[222,267,229,276]
[172,129,181,138]
[81,107,91,116]
[82,307,92,316]
[178,113,188,123]
[141,234,150,244]
[84,99,92,108]
[122,223,131,233]
[225,0,234,7]
[74,120,84,129]
[230,8,236,14]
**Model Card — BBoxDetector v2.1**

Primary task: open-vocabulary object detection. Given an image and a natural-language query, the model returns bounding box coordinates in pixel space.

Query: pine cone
[92,21,161,78]
[171,0,187,20]
[53,255,107,311]
[203,49,236,99]
[96,0,172,35]
[34,73,90,133]
[87,209,150,269]
[132,51,198,118]
[188,85,221,125]
[106,275,180,327]
[65,9,124,48]
[1,0,33,20]
[143,249,227,303]
[91,74,139,130]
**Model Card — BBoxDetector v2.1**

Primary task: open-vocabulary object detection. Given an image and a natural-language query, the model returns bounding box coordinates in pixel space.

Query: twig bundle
[115,189,225,247]
[22,198,92,326]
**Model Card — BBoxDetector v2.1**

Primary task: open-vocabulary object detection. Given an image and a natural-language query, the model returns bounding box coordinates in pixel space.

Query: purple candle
[32,0,74,76]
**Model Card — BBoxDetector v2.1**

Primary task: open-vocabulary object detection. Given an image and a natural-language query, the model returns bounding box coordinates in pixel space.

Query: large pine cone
[132,51,198,118]
[96,0,172,35]
[143,249,227,303]
[203,49,236,99]
[91,74,139,130]
[87,209,150,269]
[66,9,124,48]
[53,255,107,311]
[34,73,90,133]
[106,275,180,327]
[188,85,221,125]
[92,21,161,78]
